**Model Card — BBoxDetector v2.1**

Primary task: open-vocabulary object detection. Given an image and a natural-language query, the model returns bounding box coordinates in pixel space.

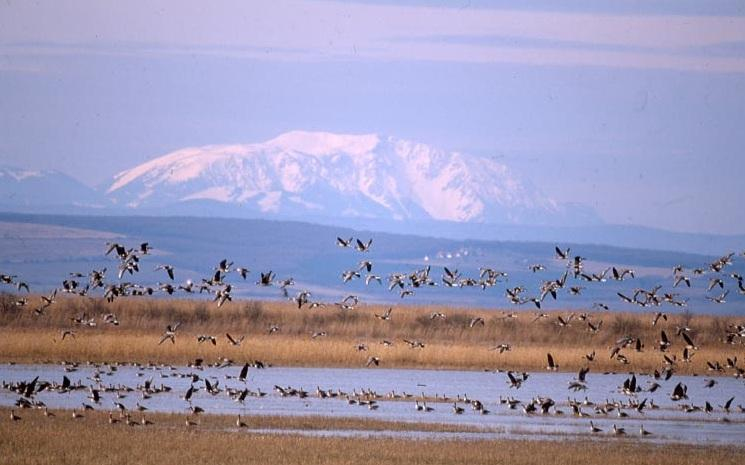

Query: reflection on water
[2,363,744,444]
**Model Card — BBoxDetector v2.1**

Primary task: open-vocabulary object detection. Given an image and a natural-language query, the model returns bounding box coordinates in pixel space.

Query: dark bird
[226,333,245,346]
[337,237,353,248]
[546,353,559,371]
[238,363,250,383]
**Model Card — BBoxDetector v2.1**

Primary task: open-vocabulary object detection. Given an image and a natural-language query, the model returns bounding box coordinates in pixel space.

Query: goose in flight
[105,242,128,259]
[355,238,373,252]
[489,343,512,353]
[336,294,359,310]
[214,285,232,307]
[617,292,633,304]
[555,246,570,260]
[657,330,671,351]
[720,396,735,413]
[226,333,245,346]
[366,356,380,367]
[556,314,574,327]
[670,382,688,401]
[41,289,57,307]
[374,307,392,321]
[568,286,584,295]
[681,331,698,350]
[197,335,217,345]
[238,363,250,382]
[337,237,353,248]
[311,331,328,339]
[652,312,667,326]
[586,320,603,333]
[158,282,175,295]
[611,267,635,280]
[403,339,425,349]
[707,277,725,291]
[341,270,361,282]
[154,264,175,280]
[158,322,181,345]
[706,290,729,304]
[257,271,275,286]
[469,317,485,328]
[178,280,195,293]
[232,267,249,280]
[216,259,233,274]
[506,371,524,389]
[358,260,373,272]
[546,353,559,370]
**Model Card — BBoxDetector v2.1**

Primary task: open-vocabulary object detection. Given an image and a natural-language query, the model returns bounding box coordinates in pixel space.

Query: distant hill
[0,166,106,213]
[0,213,741,315]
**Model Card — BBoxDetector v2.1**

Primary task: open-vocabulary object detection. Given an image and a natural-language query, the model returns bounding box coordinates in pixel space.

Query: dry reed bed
[0,408,493,433]
[0,294,741,373]
[1,408,743,465]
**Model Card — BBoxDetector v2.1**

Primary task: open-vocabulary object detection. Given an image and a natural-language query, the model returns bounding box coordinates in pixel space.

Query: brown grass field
[0,294,742,374]
[1,408,743,465]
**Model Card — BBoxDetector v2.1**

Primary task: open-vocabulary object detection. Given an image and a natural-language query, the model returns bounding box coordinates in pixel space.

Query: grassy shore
[1,408,742,465]
[0,294,741,373]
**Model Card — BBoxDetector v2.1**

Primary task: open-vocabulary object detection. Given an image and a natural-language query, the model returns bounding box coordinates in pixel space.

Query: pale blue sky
[1,1,744,233]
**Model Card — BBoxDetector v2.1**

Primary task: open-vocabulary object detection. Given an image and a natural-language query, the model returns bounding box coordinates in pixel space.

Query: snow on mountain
[106,131,596,225]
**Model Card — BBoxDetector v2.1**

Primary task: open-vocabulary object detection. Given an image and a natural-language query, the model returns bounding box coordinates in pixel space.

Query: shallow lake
[2,363,744,444]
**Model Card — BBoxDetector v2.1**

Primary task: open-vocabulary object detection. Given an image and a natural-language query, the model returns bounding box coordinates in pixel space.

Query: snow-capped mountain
[106,131,597,225]
[0,166,105,211]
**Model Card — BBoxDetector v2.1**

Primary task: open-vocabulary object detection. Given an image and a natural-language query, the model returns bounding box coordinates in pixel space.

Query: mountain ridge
[105,130,597,226]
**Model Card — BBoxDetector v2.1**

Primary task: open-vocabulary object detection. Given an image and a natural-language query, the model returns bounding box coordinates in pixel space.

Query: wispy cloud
[2,0,745,72]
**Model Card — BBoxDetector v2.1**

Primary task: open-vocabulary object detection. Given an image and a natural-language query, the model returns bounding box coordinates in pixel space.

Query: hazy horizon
[2,1,745,235]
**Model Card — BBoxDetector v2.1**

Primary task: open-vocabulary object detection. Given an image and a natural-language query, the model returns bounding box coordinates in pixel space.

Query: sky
[1,0,745,234]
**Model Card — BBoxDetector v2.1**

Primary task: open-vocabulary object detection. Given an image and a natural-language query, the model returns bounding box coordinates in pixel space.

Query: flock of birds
[1,235,745,440]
